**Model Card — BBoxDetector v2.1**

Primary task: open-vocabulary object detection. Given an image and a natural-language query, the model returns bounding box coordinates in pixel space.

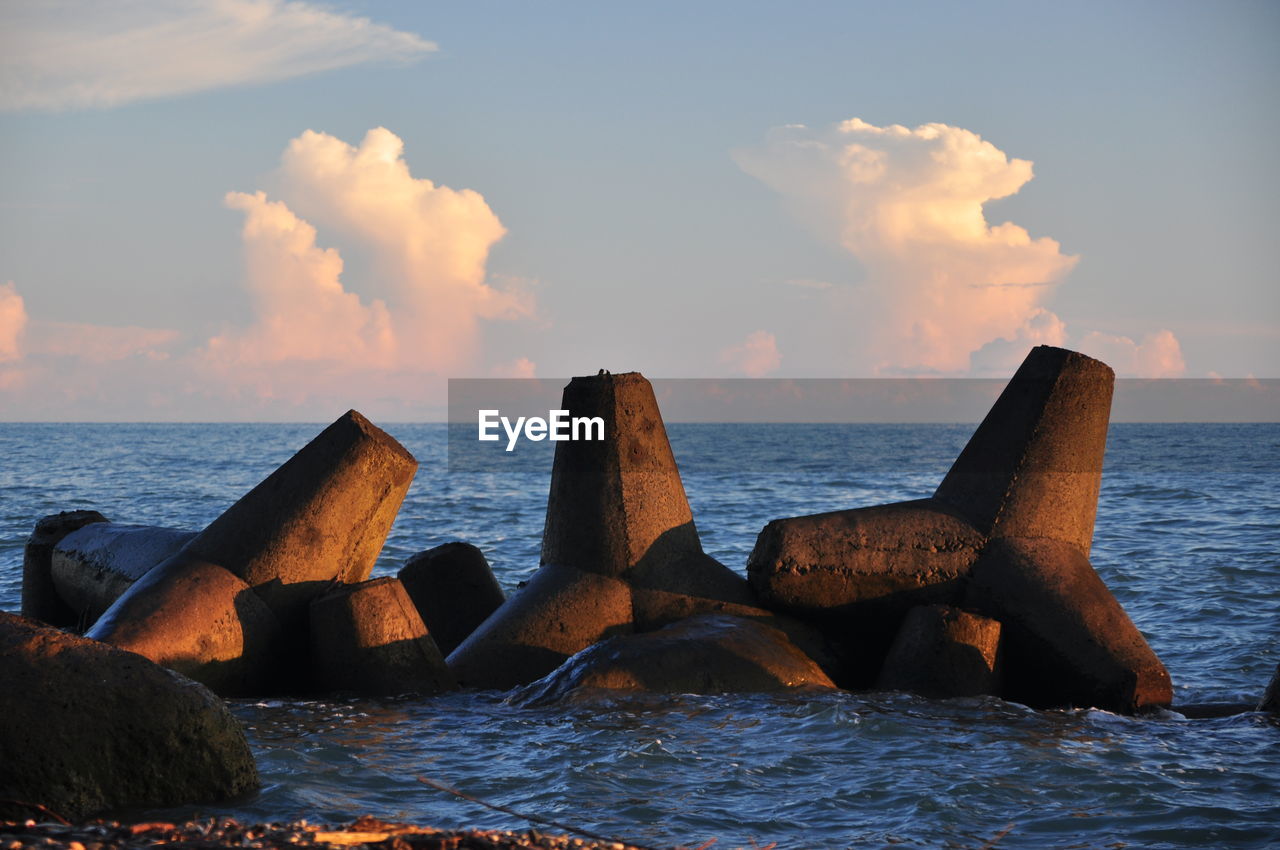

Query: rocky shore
[0,817,677,850]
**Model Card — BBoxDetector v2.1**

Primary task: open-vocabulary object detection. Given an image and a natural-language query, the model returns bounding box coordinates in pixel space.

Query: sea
[0,422,1277,849]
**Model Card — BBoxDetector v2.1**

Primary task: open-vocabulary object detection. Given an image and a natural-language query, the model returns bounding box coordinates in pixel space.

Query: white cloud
[207,190,396,371]
[273,127,527,372]
[1,0,435,111]
[735,118,1078,374]
[719,330,781,377]
[1077,328,1186,378]
[0,282,27,362]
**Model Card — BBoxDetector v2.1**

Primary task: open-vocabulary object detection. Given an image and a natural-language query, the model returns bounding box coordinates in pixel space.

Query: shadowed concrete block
[747,498,984,686]
[51,523,197,626]
[875,605,1002,699]
[452,372,765,690]
[0,612,258,822]
[309,577,455,697]
[447,563,634,690]
[935,345,1114,555]
[541,372,704,578]
[398,542,506,657]
[1260,663,1280,713]
[183,409,418,629]
[87,554,284,696]
[748,499,983,619]
[963,537,1172,713]
[22,510,108,628]
[514,614,837,704]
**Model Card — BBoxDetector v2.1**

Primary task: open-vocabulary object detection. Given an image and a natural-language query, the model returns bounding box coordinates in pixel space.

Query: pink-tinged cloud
[0,282,27,362]
[27,321,180,362]
[275,128,528,371]
[489,357,538,378]
[719,330,782,377]
[1077,328,1186,378]
[199,128,535,405]
[2,1,435,111]
[735,118,1078,373]
[209,190,396,369]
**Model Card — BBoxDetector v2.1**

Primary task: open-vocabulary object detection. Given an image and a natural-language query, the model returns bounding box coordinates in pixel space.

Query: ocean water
[0,422,1277,849]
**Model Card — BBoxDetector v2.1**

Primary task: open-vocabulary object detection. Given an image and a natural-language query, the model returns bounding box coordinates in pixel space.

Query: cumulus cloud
[203,127,530,403]
[719,330,782,377]
[274,127,525,370]
[735,118,1079,373]
[0,282,27,362]
[207,190,396,370]
[1,0,435,111]
[1077,328,1186,378]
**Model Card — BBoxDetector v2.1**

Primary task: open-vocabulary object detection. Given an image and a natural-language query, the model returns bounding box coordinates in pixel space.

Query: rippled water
[1,423,1277,848]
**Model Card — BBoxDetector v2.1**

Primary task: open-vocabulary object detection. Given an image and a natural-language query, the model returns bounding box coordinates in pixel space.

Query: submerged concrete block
[934,345,1114,555]
[746,498,984,686]
[51,522,197,625]
[309,577,455,697]
[182,409,418,629]
[398,542,506,657]
[86,554,284,696]
[22,510,108,628]
[0,612,258,822]
[515,614,837,704]
[875,605,1002,699]
[963,537,1172,713]
[447,562,634,690]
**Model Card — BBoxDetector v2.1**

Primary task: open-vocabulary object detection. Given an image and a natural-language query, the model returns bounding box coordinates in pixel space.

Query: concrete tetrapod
[22,510,108,628]
[962,537,1172,712]
[513,614,837,705]
[398,542,506,657]
[875,605,1002,699]
[0,612,258,822]
[746,346,1172,711]
[933,345,1114,555]
[448,372,775,689]
[88,410,416,694]
[87,555,284,696]
[51,522,197,626]
[1260,663,1280,713]
[309,577,455,697]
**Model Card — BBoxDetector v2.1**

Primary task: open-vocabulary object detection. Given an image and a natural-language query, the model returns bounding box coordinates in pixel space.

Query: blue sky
[0,1,1276,420]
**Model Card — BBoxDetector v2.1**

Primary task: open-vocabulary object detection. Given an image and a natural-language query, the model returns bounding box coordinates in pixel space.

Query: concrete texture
[747,498,983,620]
[0,612,258,822]
[309,577,455,697]
[515,614,837,704]
[934,345,1114,555]
[398,542,506,657]
[50,522,197,626]
[963,537,1172,713]
[183,409,418,629]
[540,372,700,577]
[447,562,635,690]
[86,554,284,696]
[875,605,1002,699]
[22,510,108,628]
[452,372,775,690]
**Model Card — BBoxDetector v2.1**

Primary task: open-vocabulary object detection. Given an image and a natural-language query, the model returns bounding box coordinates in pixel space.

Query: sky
[0,0,1276,421]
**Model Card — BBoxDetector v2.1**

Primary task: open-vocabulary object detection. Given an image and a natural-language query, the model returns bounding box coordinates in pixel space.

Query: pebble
[0,818,673,850]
